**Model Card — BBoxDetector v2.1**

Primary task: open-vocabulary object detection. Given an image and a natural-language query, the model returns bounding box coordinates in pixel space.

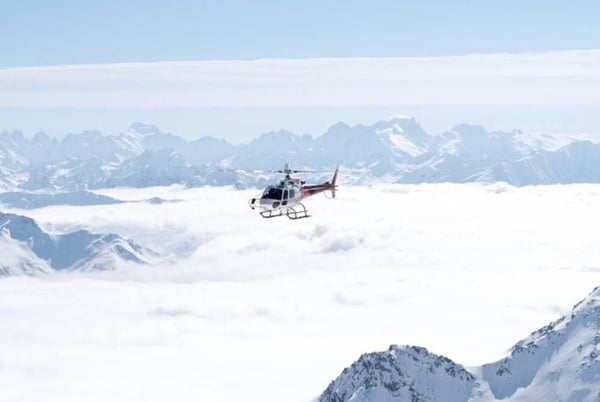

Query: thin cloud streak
[1,50,600,108]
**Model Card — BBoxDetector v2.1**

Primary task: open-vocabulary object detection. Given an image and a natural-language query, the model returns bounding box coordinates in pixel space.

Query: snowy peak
[234,130,308,170]
[313,118,435,170]
[327,121,352,132]
[0,211,151,274]
[374,116,429,143]
[125,122,189,153]
[247,129,304,151]
[320,345,478,402]
[374,117,432,158]
[128,122,161,136]
[53,231,148,272]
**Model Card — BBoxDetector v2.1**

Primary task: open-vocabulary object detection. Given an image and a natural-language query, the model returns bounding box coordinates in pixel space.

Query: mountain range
[1,118,599,191]
[320,286,600,402]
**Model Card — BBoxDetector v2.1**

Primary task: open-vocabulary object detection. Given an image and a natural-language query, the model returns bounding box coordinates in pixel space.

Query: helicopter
[246,163,339,219]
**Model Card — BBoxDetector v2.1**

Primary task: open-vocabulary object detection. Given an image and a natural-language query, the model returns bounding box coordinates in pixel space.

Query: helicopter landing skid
[285,203,310,220]
[259,203,310,220]
[260,209,284,219]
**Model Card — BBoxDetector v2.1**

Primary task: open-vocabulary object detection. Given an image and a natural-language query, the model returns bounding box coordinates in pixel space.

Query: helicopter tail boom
[301,166,339,198]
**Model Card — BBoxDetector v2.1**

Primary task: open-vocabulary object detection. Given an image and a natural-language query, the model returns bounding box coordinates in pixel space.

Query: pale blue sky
[2,0,599,66]
[1,1,600,141]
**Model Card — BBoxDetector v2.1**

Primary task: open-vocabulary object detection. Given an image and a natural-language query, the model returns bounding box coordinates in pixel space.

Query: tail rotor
[329,166,339,198]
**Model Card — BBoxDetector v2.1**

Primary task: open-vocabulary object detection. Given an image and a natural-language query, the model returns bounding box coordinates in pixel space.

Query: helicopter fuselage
[249,181,304,212]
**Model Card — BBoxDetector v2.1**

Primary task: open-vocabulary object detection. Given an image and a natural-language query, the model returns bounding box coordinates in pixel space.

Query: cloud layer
[2,50,600,108]
[1,183,599,401]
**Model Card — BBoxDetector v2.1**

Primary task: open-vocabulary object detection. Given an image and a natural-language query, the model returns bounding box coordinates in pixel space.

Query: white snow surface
[0,183,599,401]
[0,234,52,275]
[380,127,424,157]
[515,131,597,152]
[482,285,600,402]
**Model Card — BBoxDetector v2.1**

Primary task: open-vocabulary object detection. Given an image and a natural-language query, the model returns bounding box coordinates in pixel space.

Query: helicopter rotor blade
[291,169,332,173]
[219,167,279,174]
[218,165,338,175]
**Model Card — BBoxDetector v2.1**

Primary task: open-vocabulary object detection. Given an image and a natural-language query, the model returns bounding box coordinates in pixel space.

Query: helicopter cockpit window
[262,187,283,200]
[289,189,295,199]
[283,190,288,200]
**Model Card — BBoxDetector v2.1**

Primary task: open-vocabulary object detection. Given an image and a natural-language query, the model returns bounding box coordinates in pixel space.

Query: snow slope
[483,286,600,402]
[320,345,479,402]
[321,286,600,402]
[474,141,600,185]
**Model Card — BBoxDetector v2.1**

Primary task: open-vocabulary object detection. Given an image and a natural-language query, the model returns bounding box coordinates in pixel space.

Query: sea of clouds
[1,183,599,401]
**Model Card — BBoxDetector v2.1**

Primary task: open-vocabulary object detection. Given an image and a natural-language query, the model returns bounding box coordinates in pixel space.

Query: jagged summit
[373,115,422,131]
[128,122,161,135]
[321,287,600,402]
[320,345,479,402]
[325,121,352,134]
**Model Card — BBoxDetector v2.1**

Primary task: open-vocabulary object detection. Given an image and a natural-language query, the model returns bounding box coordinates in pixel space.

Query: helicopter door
[282,190,289,206]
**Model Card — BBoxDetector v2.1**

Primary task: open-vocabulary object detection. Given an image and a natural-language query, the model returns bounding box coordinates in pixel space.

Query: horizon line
[2,48,600,71]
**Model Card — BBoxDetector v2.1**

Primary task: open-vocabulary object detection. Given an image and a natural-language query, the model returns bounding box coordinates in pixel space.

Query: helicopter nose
[258,199,276,209]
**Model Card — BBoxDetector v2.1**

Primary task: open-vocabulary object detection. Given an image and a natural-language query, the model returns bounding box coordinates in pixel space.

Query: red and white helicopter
[247,163,339,219]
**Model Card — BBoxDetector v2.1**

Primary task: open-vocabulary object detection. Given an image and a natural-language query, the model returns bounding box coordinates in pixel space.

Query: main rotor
[276,163,312,178]
[220,162,326,181]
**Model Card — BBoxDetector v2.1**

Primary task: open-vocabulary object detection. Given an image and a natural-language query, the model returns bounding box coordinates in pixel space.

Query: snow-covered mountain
[320,286,600,402]
[0,212,151,275]
[1,117,599,190]
[320,345,480,402]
